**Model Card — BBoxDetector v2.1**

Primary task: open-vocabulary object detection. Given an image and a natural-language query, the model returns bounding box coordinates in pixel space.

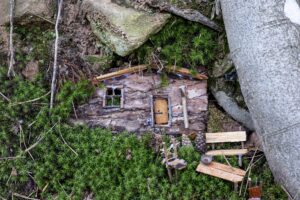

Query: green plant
[136,17,217,70]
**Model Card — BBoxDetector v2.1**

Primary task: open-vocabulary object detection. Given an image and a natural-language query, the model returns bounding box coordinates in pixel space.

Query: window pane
[106,88,113,95]
[113,96,121,106]
[114,88,121,95]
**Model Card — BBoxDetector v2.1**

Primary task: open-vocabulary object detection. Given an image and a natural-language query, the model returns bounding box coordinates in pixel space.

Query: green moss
[136,17,217,70]
[14,25,55,69]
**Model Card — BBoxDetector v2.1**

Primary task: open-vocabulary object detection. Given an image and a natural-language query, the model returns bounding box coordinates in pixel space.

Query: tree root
[211,89,255,131]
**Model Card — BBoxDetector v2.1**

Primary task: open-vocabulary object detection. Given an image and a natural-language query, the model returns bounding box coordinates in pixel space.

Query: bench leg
[238,154,242,167]
[234,182,238,192]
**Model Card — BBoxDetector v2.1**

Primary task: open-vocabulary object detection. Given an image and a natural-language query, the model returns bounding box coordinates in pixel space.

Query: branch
[50,0,63,109]
[146,0,222,32]
[7,0,15,77]
[0,92,11,102]
[23,123,57,154]
[12,193,39,200]
[9,91,50,106]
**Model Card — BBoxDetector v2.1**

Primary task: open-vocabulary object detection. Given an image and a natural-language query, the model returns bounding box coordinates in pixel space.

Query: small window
[104,86,123,108]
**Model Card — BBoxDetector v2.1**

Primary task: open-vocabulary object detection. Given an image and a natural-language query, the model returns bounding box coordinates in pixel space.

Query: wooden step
[196,161,246,182]
[206,149,248,156]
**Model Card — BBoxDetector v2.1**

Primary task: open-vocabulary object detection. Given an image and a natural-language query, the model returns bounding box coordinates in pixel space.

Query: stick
[50,0,63,109]
[179,86,189,128]
[7,0,15,77]
[163,142,173,182]
[0,92,11,102]
[58,124,78,156]
[239,147,259,195]
[172,138,178,158]
[93,65,148,82]
[27,12,55,25]
[146,0,222,32]
[12,193,39,200]
[24,123,57,154]
[10,91,50,106]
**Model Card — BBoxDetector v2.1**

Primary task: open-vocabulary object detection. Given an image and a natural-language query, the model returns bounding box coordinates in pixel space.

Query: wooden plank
[206,149,248,156]
[208,161,246,176]
[94,65,148,82]
[206,131,246,143]
[196,162,244,182]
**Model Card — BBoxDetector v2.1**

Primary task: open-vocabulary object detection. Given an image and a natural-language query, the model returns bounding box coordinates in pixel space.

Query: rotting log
[221,0,300,197]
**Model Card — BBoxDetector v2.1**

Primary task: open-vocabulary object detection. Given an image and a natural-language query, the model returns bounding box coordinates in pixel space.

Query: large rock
[0,0,53,25]
[82,0,170,56]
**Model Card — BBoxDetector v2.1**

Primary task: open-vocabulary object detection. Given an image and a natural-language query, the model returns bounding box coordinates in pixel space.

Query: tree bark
[220,0,300,198]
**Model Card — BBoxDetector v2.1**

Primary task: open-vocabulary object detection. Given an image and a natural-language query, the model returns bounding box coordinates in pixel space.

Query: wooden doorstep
[196,161,246,182]
[206,149,248,156]
[206,131,247,143]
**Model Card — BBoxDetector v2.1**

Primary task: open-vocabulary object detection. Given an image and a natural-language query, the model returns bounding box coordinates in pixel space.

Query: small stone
[11,167,17,176]
[22,61,39,81]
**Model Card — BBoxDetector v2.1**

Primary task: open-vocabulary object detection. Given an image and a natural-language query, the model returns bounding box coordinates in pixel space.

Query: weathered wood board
[196,162,246,182]
[206,149,248,156]
[206,131,246,143]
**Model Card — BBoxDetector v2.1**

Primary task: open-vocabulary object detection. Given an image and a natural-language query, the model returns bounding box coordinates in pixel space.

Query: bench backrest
[205,131,246,144]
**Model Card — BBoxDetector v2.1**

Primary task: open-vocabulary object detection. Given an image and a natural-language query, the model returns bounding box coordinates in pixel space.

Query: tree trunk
[220,0,300,198]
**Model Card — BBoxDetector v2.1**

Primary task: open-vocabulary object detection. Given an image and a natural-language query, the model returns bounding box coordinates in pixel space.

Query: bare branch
[50,0,63,109]
[7,0,15,77]
[12,193,39,200]
[9,91,50,106]
[0,92,11,102]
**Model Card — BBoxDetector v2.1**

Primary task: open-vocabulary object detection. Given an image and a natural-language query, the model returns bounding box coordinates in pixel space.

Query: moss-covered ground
[0,17,287,199]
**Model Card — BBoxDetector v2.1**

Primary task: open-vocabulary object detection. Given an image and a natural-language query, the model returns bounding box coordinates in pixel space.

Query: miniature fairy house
[74,67,208,135]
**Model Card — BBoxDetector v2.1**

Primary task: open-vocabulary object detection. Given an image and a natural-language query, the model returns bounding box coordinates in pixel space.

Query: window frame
[103,85,124,109]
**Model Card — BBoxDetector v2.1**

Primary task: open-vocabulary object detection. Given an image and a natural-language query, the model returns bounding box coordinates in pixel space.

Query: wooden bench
[196,161,246,191]
[205,131,248,166]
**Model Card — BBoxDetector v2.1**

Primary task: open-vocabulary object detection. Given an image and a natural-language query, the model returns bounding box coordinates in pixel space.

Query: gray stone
[0,0,53,25]
[81,0,170,56]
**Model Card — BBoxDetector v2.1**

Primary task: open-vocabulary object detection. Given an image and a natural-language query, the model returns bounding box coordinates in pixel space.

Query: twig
[12,193,39,200]
[50,0,63,109]
[8,0,15,77]
[0,156,24,160]
[9,91,50,106]
[23,123,57,154]
[58,124,78,156]
[27,12,55,25]
[239,147,258,196]
[0,92,11,102]
[223,155,233,168]
[72,101,78,119]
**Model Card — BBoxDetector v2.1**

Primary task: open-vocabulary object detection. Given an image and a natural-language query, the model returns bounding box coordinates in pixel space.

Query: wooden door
[154,98,169,125]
